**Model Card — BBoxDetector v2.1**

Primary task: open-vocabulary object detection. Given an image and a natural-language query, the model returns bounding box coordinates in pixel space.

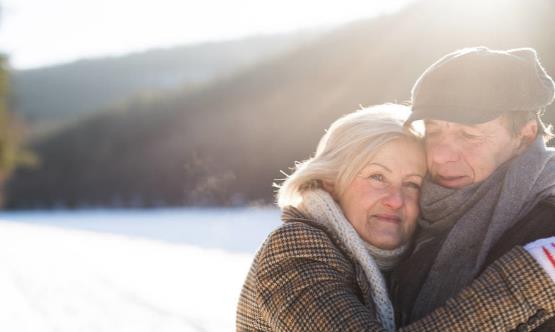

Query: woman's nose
[382,187,403,210]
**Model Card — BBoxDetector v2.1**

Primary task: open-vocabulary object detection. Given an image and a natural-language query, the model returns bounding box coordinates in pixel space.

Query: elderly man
[391,47,555,331]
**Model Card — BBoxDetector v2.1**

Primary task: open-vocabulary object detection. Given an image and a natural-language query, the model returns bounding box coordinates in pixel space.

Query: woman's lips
[372,214,401,224]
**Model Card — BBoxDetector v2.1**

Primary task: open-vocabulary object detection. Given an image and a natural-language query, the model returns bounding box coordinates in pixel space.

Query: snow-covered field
[0,208,282,332]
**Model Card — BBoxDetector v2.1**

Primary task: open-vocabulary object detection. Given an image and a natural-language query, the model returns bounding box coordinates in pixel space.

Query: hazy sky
[0,0,411,69]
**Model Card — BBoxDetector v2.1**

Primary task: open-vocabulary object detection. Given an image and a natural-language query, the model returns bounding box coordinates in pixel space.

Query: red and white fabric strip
[524,237,555,283]
[543,244,555,268]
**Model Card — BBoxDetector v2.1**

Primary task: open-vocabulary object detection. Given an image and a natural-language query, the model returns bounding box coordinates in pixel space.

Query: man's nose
[427,140,460,165]
[382,187,404,210]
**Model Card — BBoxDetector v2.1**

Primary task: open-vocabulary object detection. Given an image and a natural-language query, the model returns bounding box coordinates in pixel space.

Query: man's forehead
[424,119,493,130]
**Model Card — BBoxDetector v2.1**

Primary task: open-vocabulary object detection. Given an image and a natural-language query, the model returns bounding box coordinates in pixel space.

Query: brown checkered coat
[236,207,555,331]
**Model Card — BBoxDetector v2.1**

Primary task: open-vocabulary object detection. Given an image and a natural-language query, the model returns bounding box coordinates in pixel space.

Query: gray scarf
[412,136,555,319]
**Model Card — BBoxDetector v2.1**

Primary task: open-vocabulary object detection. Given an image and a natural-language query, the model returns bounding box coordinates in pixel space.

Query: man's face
[424,117,523,188]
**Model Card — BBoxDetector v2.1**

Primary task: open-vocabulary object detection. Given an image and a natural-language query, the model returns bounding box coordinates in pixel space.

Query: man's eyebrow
[424,120,441,129]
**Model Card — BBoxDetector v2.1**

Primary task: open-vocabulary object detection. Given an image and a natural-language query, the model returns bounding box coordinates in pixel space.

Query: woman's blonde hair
[276,104,421,208]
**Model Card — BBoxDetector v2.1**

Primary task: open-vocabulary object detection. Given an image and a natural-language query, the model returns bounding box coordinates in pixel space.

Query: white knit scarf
[299,189,407,332]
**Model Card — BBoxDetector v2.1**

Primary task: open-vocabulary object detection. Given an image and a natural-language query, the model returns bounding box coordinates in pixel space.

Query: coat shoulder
[257,221,352,271]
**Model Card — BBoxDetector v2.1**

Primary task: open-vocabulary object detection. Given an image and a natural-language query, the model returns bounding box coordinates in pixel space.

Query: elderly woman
[236,104,555,332]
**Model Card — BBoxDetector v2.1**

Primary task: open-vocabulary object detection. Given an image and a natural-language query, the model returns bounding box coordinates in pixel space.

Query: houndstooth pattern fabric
[237,218,383,332]
[299,189,404,331]
[399,246,555,331]
[236,208,555,331]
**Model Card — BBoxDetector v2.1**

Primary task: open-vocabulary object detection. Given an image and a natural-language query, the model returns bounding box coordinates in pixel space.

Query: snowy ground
[0,208,282,332]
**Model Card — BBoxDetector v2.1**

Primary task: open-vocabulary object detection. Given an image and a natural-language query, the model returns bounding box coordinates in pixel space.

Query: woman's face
[338,138,427,250]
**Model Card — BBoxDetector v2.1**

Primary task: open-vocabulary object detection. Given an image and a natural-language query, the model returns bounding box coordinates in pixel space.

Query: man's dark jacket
[391,197,555,331]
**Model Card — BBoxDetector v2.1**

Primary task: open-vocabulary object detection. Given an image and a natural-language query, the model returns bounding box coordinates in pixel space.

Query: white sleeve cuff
[524,237,555,283]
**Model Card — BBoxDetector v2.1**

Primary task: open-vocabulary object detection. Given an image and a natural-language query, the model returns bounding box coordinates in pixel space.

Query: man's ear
[519,120,538,146]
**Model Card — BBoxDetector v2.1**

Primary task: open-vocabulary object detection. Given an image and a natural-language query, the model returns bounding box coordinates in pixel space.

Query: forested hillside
[6,0,555,208]
[12,32,318,124]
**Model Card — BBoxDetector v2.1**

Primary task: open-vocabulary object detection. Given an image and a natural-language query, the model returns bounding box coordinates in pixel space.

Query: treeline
[0,55,36,206]
[6,0,555,209]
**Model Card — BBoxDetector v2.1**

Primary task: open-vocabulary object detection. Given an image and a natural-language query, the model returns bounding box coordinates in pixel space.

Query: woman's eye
[368,174,385,182]
[367,174,388,189]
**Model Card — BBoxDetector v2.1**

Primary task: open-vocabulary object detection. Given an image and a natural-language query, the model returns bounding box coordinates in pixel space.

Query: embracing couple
[237,47,555,331]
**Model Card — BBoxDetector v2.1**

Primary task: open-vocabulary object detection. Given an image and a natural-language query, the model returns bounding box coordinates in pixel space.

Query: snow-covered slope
[0,208,282,332]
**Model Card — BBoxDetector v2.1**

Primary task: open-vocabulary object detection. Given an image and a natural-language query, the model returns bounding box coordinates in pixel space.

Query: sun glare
[0,0,412,69]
